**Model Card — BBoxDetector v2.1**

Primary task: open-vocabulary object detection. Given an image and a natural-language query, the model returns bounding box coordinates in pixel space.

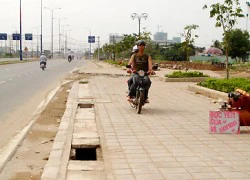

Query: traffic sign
[88,36,95,43]
[0,33,7,40]
[12,33,20,40]
[25,33,32,40]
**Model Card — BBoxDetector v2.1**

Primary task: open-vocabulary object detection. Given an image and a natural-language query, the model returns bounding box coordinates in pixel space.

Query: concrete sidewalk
[43,60,250,180]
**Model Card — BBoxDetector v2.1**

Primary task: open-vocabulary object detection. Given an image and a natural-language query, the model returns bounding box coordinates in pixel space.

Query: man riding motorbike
[40,52,47,68]
[127,40,154,103]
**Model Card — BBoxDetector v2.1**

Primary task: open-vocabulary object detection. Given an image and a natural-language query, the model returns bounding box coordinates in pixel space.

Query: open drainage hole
[78,103,94,108]
[71,148,97,161]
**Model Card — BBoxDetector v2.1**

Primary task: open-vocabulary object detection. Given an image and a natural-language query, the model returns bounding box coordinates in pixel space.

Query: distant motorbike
[126,65,155,114]
[40,62,46,70]
[68,55,72,62]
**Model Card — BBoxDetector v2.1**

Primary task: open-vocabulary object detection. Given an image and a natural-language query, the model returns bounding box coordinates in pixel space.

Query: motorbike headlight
[138,70,145,77]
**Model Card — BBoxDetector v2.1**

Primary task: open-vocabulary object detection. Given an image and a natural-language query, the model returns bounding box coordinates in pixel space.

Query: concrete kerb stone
[188,83,228,100]
[160,77,209,82]
[41,82,79,180]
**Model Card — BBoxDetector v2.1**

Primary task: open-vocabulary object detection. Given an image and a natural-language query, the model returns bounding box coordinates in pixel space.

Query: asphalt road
[0,59,84,147]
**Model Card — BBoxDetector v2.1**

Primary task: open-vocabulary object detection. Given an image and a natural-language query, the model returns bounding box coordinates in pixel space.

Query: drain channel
[70,146,103,161]
[75,147,97,160]
[78,103,94,108]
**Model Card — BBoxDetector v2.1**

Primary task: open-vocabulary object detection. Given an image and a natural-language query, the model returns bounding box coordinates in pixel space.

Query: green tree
[181,24,199,61]
[203,0,244,79]
[229,29,250,62]
[213,40,223,50]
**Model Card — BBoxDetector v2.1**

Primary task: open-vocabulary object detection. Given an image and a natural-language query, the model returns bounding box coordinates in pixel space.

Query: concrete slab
[73,132,99,139]
[72,138,100,148]
[78,84,91,98]
[74,122,97,130]
[75,108,95,120]
[66,170,105,180]
[73,127,97,134]
[67,160,104,171]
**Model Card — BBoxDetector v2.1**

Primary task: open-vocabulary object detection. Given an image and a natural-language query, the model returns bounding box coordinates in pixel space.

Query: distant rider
[40,52,47,67]
[68,54,72,61]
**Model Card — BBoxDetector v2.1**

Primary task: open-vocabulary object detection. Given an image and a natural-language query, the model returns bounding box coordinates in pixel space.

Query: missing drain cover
[78,103,94,108]
[75,148,97,160]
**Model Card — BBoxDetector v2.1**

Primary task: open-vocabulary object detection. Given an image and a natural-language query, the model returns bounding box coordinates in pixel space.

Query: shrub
[198,78,250,93]
[165,71,209,78]
[104,60,128,67]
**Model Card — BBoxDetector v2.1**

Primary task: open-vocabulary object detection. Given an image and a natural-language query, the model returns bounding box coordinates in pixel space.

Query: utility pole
[20,0,23,60]
[89,32,91,60]
[65,31,67,55]
[37,28,39,58]
[97,36,100,60]
[246,2,250,31]
[41,0,43,54]
[9,35,11,54]
[51,10,53,58]
[44,7,61,59]
[59,19,61,56]
[58,18,66,57]
[112,35,115,61]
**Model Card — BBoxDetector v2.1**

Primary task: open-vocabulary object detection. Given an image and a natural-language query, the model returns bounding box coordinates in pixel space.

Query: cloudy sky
[0,0,249,51]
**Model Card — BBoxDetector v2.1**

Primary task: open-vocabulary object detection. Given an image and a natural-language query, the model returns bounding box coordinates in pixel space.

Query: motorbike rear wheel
[137,91,144,114]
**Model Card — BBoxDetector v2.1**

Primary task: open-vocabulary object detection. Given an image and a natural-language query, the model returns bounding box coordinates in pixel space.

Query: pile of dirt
[157,61,224,71]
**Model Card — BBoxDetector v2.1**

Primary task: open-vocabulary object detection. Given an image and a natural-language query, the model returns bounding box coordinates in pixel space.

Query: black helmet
[137,40,146,46]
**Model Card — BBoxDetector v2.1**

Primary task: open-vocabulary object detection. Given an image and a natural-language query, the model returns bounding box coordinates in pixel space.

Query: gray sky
[0,0,249,51]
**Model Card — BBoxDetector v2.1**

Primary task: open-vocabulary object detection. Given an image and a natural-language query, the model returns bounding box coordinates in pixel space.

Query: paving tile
[80,62,250,179]
[194,172,223,180]
[134,174,164,180]
[219,171,250,179]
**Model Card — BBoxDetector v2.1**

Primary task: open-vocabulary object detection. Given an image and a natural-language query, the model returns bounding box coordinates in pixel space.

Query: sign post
[25,34,32,40]
[0,33,7,40]
[88,36,95,59]
[12,34,21,40]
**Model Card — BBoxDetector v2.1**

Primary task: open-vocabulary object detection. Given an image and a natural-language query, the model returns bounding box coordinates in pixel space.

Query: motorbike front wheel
[137,90,144,114]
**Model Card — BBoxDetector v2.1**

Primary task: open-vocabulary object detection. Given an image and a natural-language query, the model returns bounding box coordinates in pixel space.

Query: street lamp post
[20,0,23,60]
[41,0,43,54]
[58,18,66,56]
[12,26,18,54]
[131,13,148,37]
[84,27,91,59]
[44,7,61,59]
[246,2,250,31]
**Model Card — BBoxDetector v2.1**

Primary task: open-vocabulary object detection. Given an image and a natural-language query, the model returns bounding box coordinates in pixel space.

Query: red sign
[209,111,240,134]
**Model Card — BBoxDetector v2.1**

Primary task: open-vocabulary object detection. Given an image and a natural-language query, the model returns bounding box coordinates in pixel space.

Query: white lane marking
[0,81,6,84]
[9,78,12,81]
[18,76,22,78]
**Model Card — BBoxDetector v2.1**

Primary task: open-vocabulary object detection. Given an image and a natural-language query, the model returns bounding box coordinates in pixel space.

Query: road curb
[0,84,62,173]
[188,83,228,100]
[160,77,209,82]
[41,82,79,180]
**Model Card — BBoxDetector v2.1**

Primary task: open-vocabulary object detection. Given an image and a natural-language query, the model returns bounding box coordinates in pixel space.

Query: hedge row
[198,78,250,93]
[165,71,209,78]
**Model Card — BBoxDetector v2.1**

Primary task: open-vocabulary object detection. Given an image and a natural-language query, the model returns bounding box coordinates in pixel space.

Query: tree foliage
[203,0,244,79]
[181,24,199,61]
[228,29,250,61]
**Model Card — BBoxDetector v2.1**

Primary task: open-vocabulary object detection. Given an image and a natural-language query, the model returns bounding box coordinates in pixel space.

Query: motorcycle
[126,65,155,114]
[68,55,72,62]
[40,62,46,70]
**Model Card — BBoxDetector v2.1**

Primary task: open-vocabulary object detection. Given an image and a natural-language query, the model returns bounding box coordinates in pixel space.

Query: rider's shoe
[145,99,149,103]
[127,96,133,102]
